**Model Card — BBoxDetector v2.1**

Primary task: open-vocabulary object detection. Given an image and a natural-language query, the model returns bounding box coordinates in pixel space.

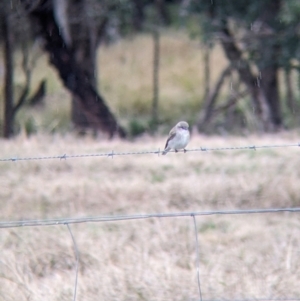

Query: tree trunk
[152,28,160,128]
[260,63,281,127]
[285,68,296,113]
[132,0,146,30]
[155,0,170,25]
[53,0,89,129]
[220,22,272,131]
[254,0,282,129]
[2,3,38,138]
[70,0,99,131]
[203,44,210,101]
[2,13,14,138]
[24,0,126,138]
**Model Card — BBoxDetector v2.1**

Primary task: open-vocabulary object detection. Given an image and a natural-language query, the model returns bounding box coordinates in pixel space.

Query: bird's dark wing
[165,132,176,149]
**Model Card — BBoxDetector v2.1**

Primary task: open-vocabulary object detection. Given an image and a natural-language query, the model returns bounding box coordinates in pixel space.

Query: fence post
[152,27,160,129]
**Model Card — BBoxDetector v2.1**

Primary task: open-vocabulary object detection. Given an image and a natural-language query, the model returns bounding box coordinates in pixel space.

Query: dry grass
[1,31,230,133]
[99,31,228,123]
[1,30,300,135]
[1,132,300,300]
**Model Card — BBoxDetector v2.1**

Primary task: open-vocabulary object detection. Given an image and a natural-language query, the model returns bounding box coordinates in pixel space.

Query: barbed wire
[0,142,299,162]
[2,140,300,300]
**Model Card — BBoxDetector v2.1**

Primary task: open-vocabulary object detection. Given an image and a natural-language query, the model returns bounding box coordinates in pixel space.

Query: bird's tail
[162,147,170,155]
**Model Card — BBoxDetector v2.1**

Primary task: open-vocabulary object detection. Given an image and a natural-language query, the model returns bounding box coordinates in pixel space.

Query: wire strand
[192,215,203,301]
[0,142,299,162]
[1,207,300,229]
[67,224,79,301]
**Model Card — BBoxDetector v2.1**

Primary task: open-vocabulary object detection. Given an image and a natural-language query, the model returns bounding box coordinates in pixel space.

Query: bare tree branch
[196,65,232,130]
[213,89,248,115]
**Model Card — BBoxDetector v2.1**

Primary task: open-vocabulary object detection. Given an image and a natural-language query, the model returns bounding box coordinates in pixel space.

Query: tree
[51,0,170,133]
[2,9,14,138]
[59,0,129,131]
[22,0,126,138]
[1,0,43,138]
[191,0,300,131]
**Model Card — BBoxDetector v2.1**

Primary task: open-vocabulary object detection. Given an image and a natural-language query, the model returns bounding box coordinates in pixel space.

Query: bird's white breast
[169,129,190,149]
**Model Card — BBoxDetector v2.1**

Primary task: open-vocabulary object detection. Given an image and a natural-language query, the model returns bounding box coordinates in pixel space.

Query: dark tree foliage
[191,0,300,131]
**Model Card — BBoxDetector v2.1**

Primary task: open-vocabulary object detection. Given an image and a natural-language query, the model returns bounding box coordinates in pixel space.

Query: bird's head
[177,121,189,130]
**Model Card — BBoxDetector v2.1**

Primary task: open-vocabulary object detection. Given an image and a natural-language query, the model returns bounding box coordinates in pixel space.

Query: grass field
[1,28,300,301]
[1,31,231,135]
[2,30,299,136]
[1,132,300,300]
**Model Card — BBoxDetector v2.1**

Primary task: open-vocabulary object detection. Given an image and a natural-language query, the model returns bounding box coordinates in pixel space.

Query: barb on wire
[0,142,299,162]
[1,207,300,229]
[66,224,79,301]
[192,214,203,301]
[60,154,67,160]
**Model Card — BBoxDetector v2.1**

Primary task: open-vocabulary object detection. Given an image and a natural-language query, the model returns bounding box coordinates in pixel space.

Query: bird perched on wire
[162,121,190,155]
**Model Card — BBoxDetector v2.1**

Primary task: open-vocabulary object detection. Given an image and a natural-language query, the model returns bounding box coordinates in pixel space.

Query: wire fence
[0,142,299,162]
[1,207,300,228]
[2,207,300,301]
[2,142,300,300]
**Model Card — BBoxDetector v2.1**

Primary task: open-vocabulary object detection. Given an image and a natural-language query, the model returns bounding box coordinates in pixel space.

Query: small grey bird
[162,121,190,155]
